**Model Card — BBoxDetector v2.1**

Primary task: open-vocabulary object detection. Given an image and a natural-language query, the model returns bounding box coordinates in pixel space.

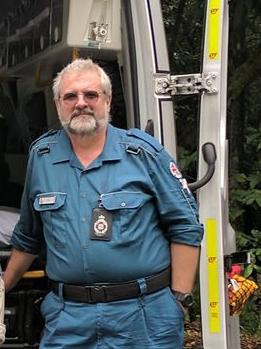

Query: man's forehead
[64,69,100,80]
[61,70,101,90]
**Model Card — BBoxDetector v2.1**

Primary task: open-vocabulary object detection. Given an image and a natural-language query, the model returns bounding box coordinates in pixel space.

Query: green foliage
[246,126,261,151]
[230,124,261,264]
[236,230,261,277]
[230,172,261,221]
[229,123,260,330]
[176,147,197,181]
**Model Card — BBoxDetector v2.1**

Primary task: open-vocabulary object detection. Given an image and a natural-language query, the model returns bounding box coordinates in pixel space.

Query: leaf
[230,207,245,221]
[248,174,261,189]
[253,264,261,273]
[255,196,261,207]
[244,264,254,277]
[234,173,248,183]
[251,230,261,240]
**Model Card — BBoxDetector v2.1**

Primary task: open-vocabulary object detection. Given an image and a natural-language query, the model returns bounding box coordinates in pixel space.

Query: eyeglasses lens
[61,91,101,104]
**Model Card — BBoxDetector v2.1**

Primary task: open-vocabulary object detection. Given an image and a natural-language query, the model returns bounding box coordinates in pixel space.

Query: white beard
[59,110,110,137]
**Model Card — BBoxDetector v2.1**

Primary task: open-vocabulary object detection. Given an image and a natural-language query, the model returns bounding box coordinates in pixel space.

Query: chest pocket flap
[33,192,67,211]
[100,191,150,210]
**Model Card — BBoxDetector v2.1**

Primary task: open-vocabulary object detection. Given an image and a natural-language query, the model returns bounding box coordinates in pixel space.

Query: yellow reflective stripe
[208,0,221,60]
[206,218,220,333]
[23,270,45,278]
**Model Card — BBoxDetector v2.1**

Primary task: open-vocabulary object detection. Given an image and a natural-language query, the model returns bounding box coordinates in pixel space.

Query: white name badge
[39,196,56,205]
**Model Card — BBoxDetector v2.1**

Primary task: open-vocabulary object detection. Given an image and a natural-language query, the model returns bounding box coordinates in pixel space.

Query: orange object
[228,273,258,315]
[22,270,45,279]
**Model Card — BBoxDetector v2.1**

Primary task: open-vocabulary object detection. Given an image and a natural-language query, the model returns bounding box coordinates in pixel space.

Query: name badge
[39,196,56,205]
[90,207,112,241]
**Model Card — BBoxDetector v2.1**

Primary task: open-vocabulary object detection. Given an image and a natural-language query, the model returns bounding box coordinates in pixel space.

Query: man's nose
[75,94,88,107]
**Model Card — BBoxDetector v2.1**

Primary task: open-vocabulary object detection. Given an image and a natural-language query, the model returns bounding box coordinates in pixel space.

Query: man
[3,58,204,349]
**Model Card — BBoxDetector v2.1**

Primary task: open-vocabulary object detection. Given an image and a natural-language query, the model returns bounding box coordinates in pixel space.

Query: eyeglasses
[59,90,105,105]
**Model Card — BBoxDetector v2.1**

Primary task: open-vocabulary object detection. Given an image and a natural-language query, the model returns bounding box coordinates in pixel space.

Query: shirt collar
[51,129,72,164]
[98,124,122,162]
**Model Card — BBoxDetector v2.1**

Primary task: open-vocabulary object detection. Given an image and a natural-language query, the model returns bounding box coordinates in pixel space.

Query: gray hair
[52,58,112,100]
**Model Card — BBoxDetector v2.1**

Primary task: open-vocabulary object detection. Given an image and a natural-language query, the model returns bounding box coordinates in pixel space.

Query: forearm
[170,243,200,292]
[3,248,37,292]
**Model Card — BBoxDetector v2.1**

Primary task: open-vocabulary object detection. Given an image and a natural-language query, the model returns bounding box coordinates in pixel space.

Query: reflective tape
[206,218,220,333]
[208,0,221,60]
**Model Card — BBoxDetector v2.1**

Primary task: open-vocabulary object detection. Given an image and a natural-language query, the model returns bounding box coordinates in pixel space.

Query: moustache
[71,109,95,119]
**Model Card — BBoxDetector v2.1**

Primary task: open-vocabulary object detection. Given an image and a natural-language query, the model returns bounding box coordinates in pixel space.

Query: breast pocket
[100,191,151,242]
[33,192,68,247]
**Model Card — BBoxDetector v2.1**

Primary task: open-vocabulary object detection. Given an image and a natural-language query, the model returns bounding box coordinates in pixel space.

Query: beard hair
[59,109,110,137]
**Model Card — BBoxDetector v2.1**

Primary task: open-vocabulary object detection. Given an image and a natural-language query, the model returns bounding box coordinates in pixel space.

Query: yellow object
[208,0,221,60]
[228,274,258,315]
[206,218,220,333]
[22,270,45,279]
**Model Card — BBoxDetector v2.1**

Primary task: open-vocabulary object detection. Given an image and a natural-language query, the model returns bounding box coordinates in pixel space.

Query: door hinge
[154,72,219,97]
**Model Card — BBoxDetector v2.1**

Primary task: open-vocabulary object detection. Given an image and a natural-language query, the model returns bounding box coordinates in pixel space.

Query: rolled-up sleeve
[11,153,44,254]
[148,149,204,246]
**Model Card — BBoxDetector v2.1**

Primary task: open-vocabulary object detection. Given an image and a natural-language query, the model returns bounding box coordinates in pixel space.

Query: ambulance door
[121,0,177,157]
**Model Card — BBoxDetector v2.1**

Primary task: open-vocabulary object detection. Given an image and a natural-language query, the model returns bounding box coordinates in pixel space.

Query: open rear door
[121,0,176,156]
[198,1,241,348]
[152,1,243,348]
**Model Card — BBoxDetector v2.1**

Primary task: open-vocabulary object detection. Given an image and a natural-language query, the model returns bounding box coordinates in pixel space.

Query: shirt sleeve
[10,152,44,254]
[148,148,204,246]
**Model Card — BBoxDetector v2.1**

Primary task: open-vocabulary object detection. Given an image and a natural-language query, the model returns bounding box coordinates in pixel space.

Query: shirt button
[82,218,86,222]
[120,202,126,207]
[80,193,86,198]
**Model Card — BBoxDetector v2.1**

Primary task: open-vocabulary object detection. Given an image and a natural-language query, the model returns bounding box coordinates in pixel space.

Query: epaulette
[29,129,59,151]
[126,128,163,152]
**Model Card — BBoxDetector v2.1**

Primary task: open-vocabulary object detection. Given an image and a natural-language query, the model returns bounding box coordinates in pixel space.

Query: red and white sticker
[169,161,182,178]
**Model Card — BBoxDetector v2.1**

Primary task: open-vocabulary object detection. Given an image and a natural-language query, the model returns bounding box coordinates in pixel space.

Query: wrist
[171,289,194,308]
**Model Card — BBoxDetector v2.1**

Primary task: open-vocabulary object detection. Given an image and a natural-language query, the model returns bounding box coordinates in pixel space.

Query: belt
[50,267,170,303]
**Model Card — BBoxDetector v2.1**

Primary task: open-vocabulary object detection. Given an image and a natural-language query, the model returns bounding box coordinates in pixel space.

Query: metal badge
[90,207,112,241]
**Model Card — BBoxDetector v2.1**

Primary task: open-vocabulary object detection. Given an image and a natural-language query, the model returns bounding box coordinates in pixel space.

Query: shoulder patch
[29,129,59,151]
[127,128,163,152]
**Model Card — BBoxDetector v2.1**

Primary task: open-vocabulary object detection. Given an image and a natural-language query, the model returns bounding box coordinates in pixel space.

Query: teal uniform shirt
[11,125,203,283]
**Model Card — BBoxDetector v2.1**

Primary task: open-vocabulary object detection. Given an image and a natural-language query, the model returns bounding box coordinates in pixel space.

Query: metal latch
[88,22,108,42]
[154,72,219,97]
